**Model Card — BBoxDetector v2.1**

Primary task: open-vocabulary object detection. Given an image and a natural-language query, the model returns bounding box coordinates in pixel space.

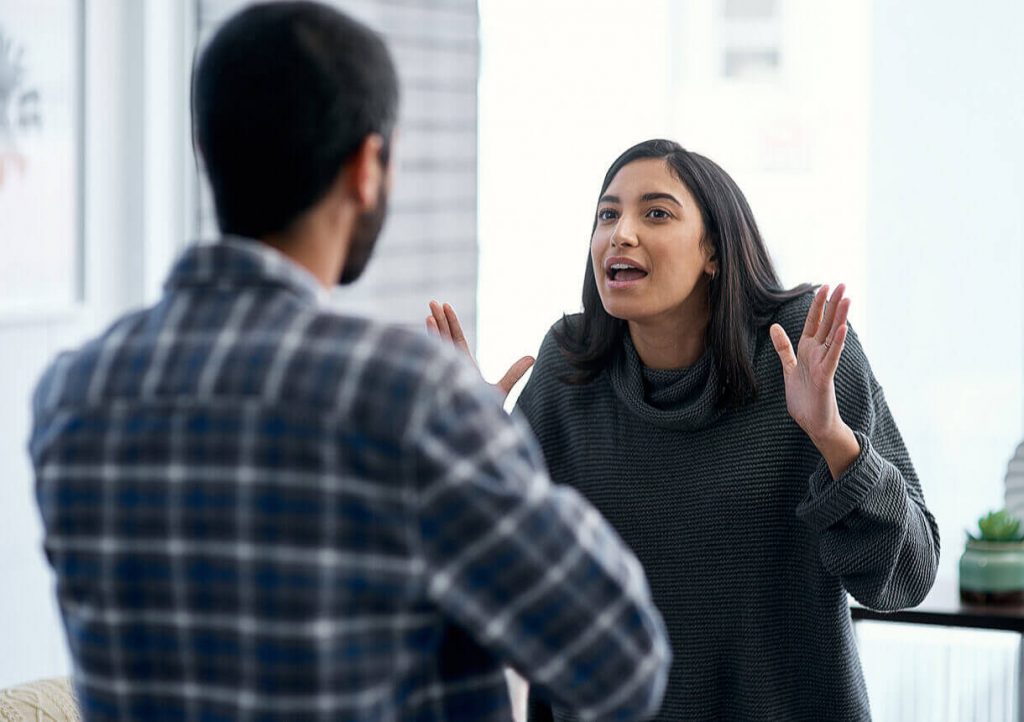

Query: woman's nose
[610,217,639,248]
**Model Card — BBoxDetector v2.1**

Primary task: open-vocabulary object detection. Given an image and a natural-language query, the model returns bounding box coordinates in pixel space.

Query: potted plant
[959,508,1024,604]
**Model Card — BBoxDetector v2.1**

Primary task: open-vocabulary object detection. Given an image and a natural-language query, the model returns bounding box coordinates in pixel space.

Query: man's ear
[347,133,386,210]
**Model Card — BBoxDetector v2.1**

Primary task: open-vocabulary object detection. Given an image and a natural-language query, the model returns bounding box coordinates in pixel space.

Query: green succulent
[970,509,1024,542]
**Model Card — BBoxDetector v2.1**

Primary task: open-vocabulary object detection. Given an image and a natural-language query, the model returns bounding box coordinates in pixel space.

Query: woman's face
[591,158,716,324]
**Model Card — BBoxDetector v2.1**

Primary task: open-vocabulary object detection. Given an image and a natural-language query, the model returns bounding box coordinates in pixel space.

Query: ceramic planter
[959,538,1024,604]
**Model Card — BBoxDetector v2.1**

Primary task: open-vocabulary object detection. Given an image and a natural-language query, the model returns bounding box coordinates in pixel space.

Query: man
[29,2,669,720]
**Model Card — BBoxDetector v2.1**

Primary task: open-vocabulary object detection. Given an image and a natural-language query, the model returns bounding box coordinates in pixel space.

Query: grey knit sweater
[519,294,939,722]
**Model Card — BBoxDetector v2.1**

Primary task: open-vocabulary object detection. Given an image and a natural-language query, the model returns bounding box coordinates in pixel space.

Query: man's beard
[338,183,388,285]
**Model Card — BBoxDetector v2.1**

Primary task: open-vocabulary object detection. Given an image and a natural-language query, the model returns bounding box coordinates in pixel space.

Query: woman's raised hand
[769,284,860,478]
[426,301,535,400]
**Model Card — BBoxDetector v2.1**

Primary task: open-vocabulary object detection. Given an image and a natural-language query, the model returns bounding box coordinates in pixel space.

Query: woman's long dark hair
[555,139,812,407]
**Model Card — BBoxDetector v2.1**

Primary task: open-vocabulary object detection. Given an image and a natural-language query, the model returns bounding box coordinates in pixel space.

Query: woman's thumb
[497,356,536,397]
[770,324,797,375]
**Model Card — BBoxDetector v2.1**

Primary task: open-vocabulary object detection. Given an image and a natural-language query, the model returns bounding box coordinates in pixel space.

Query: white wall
[866,0,1024,581]
[479,0,1024,585]
[476,0,674,389]
[667,0,872,325]
[478,0,873,386]
[0,0,190,687]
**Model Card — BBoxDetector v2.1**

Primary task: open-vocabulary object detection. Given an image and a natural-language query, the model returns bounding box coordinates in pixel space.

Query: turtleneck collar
[609,330,725,431]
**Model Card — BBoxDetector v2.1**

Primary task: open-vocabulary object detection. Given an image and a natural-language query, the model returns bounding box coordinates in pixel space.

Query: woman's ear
[704,248,719,279]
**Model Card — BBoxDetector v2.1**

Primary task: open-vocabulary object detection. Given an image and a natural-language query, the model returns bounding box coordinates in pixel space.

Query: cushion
[0,677,80,722]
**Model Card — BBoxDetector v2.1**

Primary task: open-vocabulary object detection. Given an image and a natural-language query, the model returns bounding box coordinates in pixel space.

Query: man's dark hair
[193,1,399,238]
[556,139,813,407]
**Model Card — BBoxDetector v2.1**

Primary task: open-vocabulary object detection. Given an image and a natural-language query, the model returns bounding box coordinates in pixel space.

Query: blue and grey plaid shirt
[30,239,670,722]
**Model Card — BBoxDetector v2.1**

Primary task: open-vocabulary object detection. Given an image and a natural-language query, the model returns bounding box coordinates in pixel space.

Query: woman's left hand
[770,284,861,479]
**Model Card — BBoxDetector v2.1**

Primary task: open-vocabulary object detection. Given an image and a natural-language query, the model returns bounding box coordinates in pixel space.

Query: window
[718,0,782,80]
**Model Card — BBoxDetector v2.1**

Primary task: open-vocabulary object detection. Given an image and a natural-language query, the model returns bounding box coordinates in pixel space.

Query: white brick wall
[194,0,479,347]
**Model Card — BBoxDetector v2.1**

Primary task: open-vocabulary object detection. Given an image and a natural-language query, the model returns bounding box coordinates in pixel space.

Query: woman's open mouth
[604,258,649,288]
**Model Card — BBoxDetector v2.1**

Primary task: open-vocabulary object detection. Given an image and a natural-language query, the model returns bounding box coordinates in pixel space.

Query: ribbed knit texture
[519,293,940,722]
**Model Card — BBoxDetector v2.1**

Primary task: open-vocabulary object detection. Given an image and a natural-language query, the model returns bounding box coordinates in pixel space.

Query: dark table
[851,580,1024,633]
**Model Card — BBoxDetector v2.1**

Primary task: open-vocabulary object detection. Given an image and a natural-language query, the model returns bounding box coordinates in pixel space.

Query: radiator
[856,621,1022,722]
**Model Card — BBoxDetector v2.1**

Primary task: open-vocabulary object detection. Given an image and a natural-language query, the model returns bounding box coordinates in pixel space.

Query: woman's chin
[600,301,644,323]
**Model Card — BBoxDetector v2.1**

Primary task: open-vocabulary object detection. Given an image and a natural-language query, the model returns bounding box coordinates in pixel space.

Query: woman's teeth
[609,264,648,281]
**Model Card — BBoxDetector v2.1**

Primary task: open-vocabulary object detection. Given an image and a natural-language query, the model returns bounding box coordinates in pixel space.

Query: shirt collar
[164,237,331,306]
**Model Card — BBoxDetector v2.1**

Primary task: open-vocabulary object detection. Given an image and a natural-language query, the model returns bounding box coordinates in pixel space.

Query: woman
[428,139,938,721]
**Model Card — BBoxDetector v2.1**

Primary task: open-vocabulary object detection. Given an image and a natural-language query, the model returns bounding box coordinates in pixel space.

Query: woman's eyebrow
[640,192,682,206]
[598,192,682,206]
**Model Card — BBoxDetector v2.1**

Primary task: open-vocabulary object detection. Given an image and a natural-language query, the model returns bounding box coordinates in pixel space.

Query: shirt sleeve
[794,326,940,611]
[527,686,556,722]
[409,352,671,722]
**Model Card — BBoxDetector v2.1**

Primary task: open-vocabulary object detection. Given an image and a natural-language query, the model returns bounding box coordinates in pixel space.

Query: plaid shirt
[30,239,669,722]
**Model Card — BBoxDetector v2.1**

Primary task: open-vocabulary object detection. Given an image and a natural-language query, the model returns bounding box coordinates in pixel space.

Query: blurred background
[1,0,1022,718]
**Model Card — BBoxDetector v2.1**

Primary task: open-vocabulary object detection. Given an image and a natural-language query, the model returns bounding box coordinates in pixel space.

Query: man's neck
[260,204,354,289]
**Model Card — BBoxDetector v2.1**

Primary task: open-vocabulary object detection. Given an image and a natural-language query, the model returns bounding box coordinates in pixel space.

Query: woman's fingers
[443,303,472,355]
[427,300,479,369]
[497,356,536,397]
[816,284,846,344]
[770,324,798,375]
[802,285,828,340]
[429,300,453,339]
[824,323,849,376]
[821,296,851,370]
[828,297,851,344]
[426,301,531,395]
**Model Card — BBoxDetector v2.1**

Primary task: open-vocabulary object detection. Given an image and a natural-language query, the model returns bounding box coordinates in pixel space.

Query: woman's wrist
[809,421,861,480]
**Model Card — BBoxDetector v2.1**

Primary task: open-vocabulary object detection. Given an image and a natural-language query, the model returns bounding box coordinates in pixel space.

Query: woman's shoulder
[534,314,582,367]
[768,290,817,339]
[516,314,595,415]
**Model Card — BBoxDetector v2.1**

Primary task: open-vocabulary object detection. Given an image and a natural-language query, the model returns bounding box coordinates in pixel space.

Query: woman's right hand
[426,301,535,399]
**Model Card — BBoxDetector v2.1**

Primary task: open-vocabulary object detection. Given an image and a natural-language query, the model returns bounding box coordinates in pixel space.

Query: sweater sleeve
[794,326,940,611]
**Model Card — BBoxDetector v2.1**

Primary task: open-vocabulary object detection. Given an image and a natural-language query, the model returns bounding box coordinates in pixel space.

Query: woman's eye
[597,208,618,221]
[647,208,670,220]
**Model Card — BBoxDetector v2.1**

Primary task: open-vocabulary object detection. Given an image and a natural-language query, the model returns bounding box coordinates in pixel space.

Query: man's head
[193,1,398,284]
